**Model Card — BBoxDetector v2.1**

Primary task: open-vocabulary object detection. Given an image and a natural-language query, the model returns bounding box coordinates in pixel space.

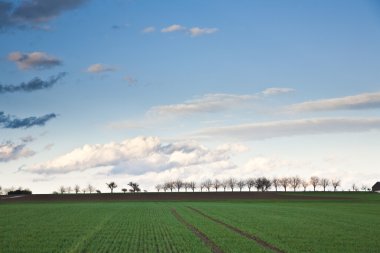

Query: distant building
[372,182,380,192]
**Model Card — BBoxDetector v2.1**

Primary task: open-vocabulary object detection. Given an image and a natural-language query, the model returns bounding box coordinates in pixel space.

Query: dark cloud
[0,111,57,129]
[0,140,35,162]
[0,72,66,94]
[0,0,88,30]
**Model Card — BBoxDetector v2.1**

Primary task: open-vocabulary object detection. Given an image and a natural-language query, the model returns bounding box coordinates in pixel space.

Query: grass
[0,193,379,253]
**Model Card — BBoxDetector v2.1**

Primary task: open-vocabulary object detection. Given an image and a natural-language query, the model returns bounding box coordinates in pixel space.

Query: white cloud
[0,141,35,162]
[262,87,295,96]
[188,27,218,37]
[148,93,257,117]
[27,136,246,175]
[86,64,116,73]
[142,26,155,33]
[161,24,186,33]
[8,51,61,70]
[193,118,380,141]
[288,92,380,112]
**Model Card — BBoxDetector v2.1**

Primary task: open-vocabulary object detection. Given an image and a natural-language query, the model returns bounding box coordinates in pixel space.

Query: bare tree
[121,188,127,193]
[155,184,162,192]
[0,186,2,195]
[290,176,301,192]
[237,180,246,192]
[331,179,341,192]
[66,186,72,194]
[202,179,213,192]
[360,185,368,191]
[59,186,66,194]
[82,188,86,194]
[183,182,190,192]
[254,177,272,192]
[106,182,117,193]
[351,183,358,191]
[200,182,205,192]
[88,184,95,194]
[310,176,320,192]
[301,180,308,192]
[227,178,237,192]
[279,177,290,192]
[213,179,221,192]
[221,180,228,192]
[164,181,174,192]
[272,178,280,192]
[319,178,330,192]
[174,179,183,192]
[128,182,141,193]
[246,178,255,192]
[74,185,80,194]
[189,181,197,192]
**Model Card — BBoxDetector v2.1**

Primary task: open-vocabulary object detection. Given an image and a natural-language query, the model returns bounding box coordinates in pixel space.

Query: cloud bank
[0,72,66,94]
[194,118,380,141]
[26,136,244,175]
[288,92,380,112]
[8,51,61,70]
[0,0,88,30]
[0,111,57,129]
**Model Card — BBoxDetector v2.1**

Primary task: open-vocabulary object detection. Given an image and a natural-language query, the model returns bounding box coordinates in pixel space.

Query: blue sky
[1,0,380,193]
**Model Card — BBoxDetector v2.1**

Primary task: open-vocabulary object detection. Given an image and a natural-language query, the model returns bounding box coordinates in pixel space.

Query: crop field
[0,193,379,253]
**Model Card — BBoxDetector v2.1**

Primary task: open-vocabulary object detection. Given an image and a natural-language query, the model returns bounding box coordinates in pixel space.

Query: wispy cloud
[262,87,295,96]
[8,51,61,70]
[86,63,116,73]
[159,24,218,37]
[161,24,186,33]
[0,111,57,129]
[188,27,218,37]
[26,136,244,175]
[0,0,88,30]
[142,26,155,33]
[193,118,380,141]
[148,93,257,117]
[288,92,380,112]
[0,72,66,94]
[123,75,138,85]
[148,88,293,117]
[0,140,35,163]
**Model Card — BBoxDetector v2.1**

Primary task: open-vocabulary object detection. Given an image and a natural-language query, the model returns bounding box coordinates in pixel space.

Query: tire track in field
[187,207,285,253]
[171,208,224,253]
[67,213,115,253]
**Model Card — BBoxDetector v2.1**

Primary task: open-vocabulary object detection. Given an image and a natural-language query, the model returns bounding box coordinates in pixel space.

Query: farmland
[0,192,379,253]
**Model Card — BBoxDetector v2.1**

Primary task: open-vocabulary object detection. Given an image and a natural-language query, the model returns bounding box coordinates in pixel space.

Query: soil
[0,191,345,203]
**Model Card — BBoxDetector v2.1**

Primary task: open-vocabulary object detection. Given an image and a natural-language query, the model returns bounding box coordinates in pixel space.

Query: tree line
[0,177,374,195]
[154,176,345,192]
[55,181,141,194]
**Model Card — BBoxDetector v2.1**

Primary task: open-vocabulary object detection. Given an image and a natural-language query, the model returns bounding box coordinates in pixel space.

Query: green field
[1,193,379,253]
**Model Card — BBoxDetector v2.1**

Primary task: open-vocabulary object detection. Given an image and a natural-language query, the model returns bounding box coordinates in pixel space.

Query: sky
[1,0,380,193]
